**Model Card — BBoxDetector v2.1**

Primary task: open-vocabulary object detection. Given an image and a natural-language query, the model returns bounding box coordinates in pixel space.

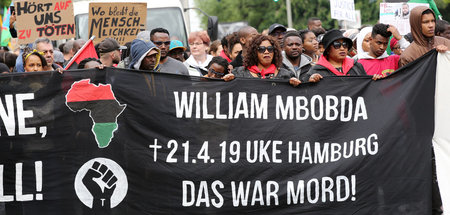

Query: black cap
[98,38,127,53]
[322,29,353,51]
[268,23,287,35]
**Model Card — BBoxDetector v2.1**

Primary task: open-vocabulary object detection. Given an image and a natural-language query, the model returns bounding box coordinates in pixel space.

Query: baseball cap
[169,40,186,51]
[98,38,127,53]
[268,23,287,35]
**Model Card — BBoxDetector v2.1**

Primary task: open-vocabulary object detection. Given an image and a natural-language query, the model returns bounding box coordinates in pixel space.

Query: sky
[188,0,203,32]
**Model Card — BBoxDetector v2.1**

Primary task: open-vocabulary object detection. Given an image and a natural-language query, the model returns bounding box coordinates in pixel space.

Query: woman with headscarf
[306,29,366,83]
[399,6,449,67]
[388,37,403,55]
[355,27,373,60]
[232,34,301,86]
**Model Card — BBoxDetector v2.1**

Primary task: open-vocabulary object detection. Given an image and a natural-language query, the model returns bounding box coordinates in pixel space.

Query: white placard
[379,2,429,35]
[330,0,356,22]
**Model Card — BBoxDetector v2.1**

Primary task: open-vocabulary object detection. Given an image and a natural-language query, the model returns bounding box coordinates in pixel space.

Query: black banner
[0,51,438,214]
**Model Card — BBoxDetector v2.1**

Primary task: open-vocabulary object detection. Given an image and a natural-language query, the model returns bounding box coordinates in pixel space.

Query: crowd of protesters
[0,4,449,215]
[0,7,448,88]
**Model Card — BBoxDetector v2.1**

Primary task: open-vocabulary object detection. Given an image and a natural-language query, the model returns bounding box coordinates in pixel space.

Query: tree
[435,0,450,18]
[196,0,450,33]
[194,0,381,32]
[0,0,11,9]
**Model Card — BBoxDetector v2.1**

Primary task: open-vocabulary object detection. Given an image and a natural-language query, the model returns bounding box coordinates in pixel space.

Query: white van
[73,0,189,46]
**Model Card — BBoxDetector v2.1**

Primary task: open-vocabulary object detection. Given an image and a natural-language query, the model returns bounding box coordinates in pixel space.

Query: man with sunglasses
[150,28,189,75]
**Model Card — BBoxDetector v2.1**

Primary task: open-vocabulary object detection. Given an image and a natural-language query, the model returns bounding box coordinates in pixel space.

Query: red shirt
[358,55,400,76]
[219,50,232,63]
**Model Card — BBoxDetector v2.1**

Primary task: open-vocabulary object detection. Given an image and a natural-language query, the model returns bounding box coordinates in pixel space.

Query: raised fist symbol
[82,161,118,208]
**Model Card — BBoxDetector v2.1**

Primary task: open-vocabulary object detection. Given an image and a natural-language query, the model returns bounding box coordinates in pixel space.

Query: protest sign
[14,0,75,45]
[379,2,428,35]
[88,3,147,45]
[330,0,356,22]
[0,51,447,214]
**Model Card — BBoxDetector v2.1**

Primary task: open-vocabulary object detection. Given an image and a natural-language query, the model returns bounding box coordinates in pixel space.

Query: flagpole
[64,36,96,70]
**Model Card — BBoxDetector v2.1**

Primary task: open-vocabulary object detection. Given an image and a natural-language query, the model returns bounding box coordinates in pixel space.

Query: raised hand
[82,161,118,208]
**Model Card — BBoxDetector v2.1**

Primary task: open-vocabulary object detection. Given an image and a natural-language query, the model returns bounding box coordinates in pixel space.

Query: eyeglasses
[332,41,350,49]
[153,41,170,46]
[189,42,204,46]
[257,46,274,53]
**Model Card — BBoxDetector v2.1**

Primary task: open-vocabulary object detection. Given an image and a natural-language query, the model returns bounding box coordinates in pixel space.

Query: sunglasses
[153,41,170,46]
[208,68,225,77]
[332,41,350,49]
[257,46,274,53]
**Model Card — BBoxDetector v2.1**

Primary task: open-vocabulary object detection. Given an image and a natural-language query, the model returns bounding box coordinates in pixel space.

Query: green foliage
[194,0,381,32]
[355,0,382,25]
[0,0,11,9]
[195,0,450,33]
[435,0,450,19]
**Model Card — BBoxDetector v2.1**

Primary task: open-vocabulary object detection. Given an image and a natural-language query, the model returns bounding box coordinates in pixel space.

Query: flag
[1,6,11,46]
[64,36,98,70]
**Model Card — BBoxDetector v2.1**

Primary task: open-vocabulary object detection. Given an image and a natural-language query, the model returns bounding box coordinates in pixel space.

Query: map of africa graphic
[65,79,126,148]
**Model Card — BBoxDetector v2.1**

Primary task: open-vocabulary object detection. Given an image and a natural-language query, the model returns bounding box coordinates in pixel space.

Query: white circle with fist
[74,157,128,208]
